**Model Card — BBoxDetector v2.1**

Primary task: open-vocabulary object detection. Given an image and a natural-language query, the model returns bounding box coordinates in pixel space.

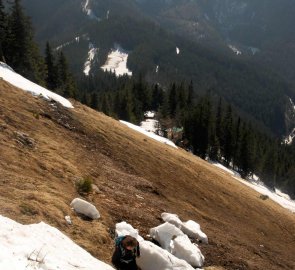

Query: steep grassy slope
[0,80,295,269]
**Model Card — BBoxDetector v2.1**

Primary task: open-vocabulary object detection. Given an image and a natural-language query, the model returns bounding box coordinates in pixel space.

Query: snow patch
[228,45,242,55]
[115,222,200,270]
[0,215,114,270]
[82,0,100,21]
[84,43,99,76]
[0,62,73,108]
[101,48,132,77]
[55,34,86,51]
[232,176,295,213]
[120,120,177,148]
[211,161,295,213]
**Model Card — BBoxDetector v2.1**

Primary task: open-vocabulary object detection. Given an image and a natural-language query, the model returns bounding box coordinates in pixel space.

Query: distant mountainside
[137,0,295,83]
[21,0,295,137]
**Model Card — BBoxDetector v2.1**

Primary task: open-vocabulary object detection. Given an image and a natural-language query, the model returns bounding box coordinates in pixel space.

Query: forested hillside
[1,0,295,198]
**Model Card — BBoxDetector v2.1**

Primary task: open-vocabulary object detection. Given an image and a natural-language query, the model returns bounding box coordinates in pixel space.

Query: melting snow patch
[0,215,114,270]
[232,176,295,213]
[82,0,100,21]
[84,43,99,76]
[0,62,73,108]
[228,45,242,55]
[115,221,202,270]
[101,49,132,77]
[120,120,177,148]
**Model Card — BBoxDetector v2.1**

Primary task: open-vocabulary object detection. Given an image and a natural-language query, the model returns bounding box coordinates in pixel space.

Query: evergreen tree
[168,83,177,116]
[187,80,194,107]
[223,105,234,165]
[44,42,57,90]
[6,0,45,83]
[0,0,7,62]
[56,51,77,98]
[90,92,98,109]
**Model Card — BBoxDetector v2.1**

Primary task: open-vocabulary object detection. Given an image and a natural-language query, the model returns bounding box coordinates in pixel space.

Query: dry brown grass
[0,80,295,270]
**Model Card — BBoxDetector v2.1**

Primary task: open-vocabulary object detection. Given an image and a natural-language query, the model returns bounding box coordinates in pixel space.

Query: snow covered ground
[116,220,205,270]
[211,162,295,213]
[84,43,99,76]
[228,44,242,55]
[55,35,84,51]
[82,0,100,21]
[101,49,132,77]
[0,62,73,108]
[0,215,114,270]
[120,120,177,148]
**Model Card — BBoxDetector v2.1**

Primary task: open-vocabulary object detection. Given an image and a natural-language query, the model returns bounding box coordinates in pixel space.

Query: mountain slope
[20,0,295,137]
[0,79,295,269]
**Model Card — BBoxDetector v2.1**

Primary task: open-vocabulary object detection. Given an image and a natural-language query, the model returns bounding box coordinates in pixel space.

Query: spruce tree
[56,51,76,98]
[0,0,7,62]
[6,0,45,83]
[223,105,234,165]
[45,42,57,90]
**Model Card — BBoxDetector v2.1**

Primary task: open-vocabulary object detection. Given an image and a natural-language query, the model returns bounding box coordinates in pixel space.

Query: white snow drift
[0,62,73,108]
[0,215,114,270]
[115,221,203,270]
[101,49,132,77]
[70,198,100,219]
[120,120,177,148]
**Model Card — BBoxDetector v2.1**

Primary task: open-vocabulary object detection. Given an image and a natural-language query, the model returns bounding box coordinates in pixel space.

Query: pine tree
[187,80,194,107]
[6,0,45,83]
[168,83,177,116]
[0,0,7,62]
[90,92,98,109]
[56,51,76,98]
[44,42,57,90]
[223,105,234,165]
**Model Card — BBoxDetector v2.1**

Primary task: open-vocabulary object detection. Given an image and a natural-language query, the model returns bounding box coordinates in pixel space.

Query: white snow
[140,119,159,133]
[0,62,73,108]
[82,0,100,21]
[156,65,159,73]
[120,120,177,148]
[0,215,114,270]
[70,198,100,219]
[228,45,242,55]
[84,43,99,76]
[144,111,156,118]
[115,222,200,270]
[161,212,183,228]
[176,47,180,55]
[233,176,295,213]
[161,213,208,244]
[150,222,184,251]
[284,98,295,144]
[101,49,132,77]
[211,162,295,213]
[55,35,82,51]
[171,235,204,268]
[212,162,240,177]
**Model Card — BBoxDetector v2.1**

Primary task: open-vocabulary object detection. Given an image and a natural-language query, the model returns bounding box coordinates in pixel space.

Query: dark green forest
[1,0,295,198]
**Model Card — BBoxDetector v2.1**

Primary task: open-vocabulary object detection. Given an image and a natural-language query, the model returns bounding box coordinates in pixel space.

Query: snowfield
[0,215,114,270]
[0,62,73,108]
[101,49,132,77]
